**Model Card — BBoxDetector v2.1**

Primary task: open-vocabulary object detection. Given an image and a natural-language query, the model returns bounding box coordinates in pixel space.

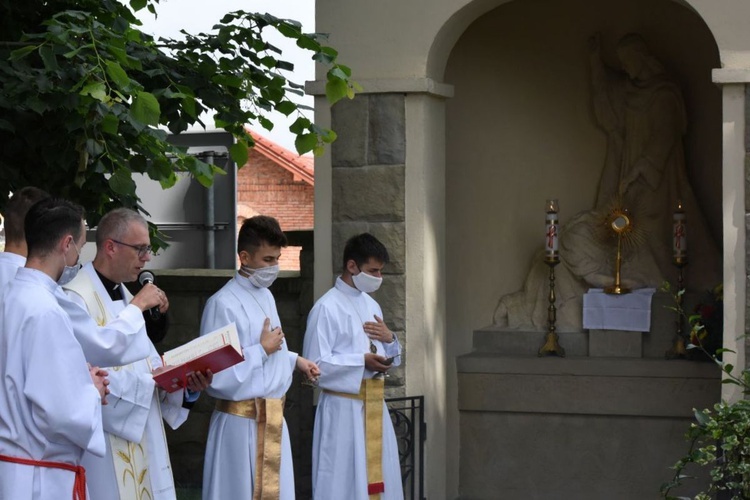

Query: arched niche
[442,0,721,341]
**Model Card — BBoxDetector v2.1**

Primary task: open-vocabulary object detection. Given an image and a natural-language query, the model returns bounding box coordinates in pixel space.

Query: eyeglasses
[112,239,152,258]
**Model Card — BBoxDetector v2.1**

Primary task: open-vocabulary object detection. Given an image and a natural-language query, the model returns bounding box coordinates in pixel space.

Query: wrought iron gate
[386,395,426,500]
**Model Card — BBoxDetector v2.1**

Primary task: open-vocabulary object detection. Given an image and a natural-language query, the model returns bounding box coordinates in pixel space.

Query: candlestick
[673,200,687,264]
[545,199,559,262]
[539,199,564,357]
[667,201,688,359]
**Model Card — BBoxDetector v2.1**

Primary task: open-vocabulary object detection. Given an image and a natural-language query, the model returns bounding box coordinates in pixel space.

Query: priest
[63,207,211,500]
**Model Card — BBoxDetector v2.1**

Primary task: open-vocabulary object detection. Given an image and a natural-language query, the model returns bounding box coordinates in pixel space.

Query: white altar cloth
[582,288,656,332]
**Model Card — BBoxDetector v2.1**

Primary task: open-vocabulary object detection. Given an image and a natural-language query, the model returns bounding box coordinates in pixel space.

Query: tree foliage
[0,0,356,247]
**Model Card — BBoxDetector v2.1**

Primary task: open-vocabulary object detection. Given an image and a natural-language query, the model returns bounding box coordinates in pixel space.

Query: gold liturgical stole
[215,397,285,499]
[324,378,386,498]
[63,273,157,500]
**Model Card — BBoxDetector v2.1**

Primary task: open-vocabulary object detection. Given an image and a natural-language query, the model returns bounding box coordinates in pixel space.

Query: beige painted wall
[444,0,722,337]
[315,0,750,83]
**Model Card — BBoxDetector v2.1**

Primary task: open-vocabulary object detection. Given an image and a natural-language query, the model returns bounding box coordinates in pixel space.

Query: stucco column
[712,69,748,404]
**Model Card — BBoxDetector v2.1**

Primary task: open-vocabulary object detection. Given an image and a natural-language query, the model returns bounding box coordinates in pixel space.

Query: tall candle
[545,199,559,260]
[673,200,687,260]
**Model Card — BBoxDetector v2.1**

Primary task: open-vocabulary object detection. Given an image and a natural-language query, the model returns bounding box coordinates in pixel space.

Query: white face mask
[352,269,382,293]
[58,241,81,286]
[241,264,279,288]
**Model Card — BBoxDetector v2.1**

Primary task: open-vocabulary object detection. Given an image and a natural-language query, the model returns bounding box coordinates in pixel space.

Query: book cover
[153,322,243,393]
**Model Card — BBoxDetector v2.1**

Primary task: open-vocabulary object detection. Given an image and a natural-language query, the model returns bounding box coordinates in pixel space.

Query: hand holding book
[153,322,243,393]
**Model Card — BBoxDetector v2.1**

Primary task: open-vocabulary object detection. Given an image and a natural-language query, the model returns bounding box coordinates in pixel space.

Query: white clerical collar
[335,276,362,297]
[235,271,262,291]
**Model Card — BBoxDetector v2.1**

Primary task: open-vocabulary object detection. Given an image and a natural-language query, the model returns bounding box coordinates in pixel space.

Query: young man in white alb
[303,232,404,500]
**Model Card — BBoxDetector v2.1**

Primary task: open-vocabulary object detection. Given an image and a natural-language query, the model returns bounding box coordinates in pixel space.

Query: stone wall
[330,93,407,395]
[147,230,316,497]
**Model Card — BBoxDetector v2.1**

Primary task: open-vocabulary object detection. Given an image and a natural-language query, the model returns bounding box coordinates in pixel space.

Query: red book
[153,322,243,393]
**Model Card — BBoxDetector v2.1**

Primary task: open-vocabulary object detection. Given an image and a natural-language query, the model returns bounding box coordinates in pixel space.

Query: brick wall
[237,149,314,270]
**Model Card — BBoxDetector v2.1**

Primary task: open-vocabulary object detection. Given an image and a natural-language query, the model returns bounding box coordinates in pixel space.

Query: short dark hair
[96,208,147,250]
[3,187,49,244]
[25,198,85,258]
[237,215,287,254]
[343,233,390,269]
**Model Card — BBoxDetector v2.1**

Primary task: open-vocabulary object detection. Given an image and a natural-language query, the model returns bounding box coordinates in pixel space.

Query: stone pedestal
[588,329,643,357]
[457,350,718,499]
[460,295,720,500]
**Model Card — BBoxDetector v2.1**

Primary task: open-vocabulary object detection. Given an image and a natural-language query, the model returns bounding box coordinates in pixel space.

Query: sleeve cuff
[184,389,200,403]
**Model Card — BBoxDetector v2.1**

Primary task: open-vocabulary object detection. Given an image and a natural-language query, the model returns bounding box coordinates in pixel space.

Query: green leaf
[320,128,337,144]
[182,96,197,118]
[275,101,296,116]
[229,142,249,167]
[39,45,58,71]
[289,117,310,135]
[109,167,137,196]
[10,45,37,60]
[259,117,274,131]
[105,61,131,89]
[694,409,710,426]
[325,78,348,105]
[276,60,294,71]
[276,23,302,39]
[296,36,320,51]
[329,67,350,81]
[81,81,108,102]
[100,114,119,135]
[130,0,147,11]
[131,91,161,126]
[295,133,317,155]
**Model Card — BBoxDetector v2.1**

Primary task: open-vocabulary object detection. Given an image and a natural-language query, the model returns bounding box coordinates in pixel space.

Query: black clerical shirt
[93,268,169,346]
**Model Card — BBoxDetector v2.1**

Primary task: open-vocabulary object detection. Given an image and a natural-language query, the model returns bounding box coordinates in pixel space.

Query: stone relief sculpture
[493,33,721,332]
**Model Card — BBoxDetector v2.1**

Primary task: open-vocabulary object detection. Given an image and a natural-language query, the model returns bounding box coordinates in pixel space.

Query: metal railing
[386,395,426,500]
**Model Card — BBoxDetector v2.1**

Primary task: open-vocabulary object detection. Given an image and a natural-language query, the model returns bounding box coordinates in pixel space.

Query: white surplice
[0,267,105,500]
[200,273,298,500]
[0,252,25,287]
[303,277,404,500]
[64,263,188,500]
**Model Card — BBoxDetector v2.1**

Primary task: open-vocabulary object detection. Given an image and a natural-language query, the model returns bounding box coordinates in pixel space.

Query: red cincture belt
[0,453,87,500]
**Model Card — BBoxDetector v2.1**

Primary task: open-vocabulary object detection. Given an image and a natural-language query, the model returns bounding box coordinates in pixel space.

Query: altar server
[200,215,319,499]
[0,197,108,500]
[303,233,404,500]
[63,207,211,500]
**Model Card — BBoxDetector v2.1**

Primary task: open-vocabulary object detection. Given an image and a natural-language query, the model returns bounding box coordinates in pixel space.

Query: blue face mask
[58,241,81,286]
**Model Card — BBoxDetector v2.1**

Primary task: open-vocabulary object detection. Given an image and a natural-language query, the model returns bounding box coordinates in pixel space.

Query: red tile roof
[246,129,314,186]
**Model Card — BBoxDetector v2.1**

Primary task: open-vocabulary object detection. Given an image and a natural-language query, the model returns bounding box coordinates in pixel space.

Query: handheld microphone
[138,270,162,320]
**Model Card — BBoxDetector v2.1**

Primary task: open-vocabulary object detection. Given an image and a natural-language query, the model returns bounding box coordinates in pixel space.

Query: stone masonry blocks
[367,94,406,165]
[331,221,406,275]
[332,165,405,223]
[331,95,369,168]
